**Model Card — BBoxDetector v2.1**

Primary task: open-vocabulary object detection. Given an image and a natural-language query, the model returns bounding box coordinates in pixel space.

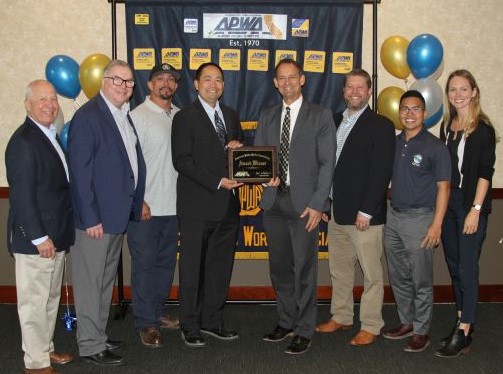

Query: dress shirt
[100,91,139,188]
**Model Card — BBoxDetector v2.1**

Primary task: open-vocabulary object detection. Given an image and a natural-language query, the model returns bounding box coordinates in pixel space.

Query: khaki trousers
[14,251,65,369]
[328,220,384,335]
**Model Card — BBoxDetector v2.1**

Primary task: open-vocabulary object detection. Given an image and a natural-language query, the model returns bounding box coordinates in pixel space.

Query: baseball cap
[149,63,181,82]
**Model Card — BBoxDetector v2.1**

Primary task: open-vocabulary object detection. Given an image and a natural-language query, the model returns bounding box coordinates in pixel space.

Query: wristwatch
[472,204,482,211]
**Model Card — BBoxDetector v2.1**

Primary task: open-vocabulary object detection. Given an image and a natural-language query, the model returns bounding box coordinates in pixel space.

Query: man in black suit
[254,59,337,355]
[172,62,243,347]
[316,69,395,346]
[5,80,75,373]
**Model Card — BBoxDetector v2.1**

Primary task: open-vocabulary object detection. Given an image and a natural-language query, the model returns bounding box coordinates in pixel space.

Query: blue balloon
[59,122,71,151]
[45,55,81,99]
[424,105,443,128]
[407,34,444,79]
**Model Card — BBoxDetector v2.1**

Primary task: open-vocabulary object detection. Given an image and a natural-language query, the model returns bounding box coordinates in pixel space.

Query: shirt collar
[283,95,303,111]
[29,116,57,139]
[398,126,427,142]
[342,104,368,121]
[144,95,180,114]
[100,91,130,119]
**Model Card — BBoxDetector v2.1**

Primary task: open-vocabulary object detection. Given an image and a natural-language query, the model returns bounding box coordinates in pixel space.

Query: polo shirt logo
[412,154,423,167]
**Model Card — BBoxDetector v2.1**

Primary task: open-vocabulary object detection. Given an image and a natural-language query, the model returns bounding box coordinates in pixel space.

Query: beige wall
[0,0,502,187]
[0,1,502,287]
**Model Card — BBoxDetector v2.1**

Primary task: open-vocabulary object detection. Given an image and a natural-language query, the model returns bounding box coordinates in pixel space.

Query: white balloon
[410,78,443,115]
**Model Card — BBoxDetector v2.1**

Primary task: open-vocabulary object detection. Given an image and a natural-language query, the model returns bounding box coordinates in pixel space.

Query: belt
[391,206,433,214]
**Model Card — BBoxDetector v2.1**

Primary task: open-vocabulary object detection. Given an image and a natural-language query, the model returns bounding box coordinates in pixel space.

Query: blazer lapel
[291,101,308,145]
[96,95,132,165]
[26,118,67,181]
[336,106,371,165]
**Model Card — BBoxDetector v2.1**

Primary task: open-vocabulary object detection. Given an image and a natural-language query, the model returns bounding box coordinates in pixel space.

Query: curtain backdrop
[125,0,363,255]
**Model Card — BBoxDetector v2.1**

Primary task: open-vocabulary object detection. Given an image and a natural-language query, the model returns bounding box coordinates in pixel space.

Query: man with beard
[316,69,395,346]
[127,64,182,348]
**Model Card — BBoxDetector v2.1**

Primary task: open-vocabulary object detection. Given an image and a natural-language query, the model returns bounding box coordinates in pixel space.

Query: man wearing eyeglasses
[68,60,146,366]
[382,90,450,353]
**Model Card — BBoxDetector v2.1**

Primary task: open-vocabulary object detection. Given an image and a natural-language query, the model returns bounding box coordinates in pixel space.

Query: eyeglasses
[399,106,424,114]
[104,76,135,88]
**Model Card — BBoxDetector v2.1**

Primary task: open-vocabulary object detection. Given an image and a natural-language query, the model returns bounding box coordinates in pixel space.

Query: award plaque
[228,146,277,183]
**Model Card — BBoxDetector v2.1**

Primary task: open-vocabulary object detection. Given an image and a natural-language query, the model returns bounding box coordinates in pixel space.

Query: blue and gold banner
[125,0,363,255]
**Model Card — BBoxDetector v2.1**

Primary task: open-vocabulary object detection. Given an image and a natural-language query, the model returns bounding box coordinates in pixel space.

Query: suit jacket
[332,106,395,225]
[172,98,243,221]
[68,94,146,234]
[254,99,336,213]
[5,117,74,254]
[440,120,496,214]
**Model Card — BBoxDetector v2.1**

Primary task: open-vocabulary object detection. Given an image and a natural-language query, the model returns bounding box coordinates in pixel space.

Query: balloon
[54,108,65,135]
[79,53,111,99]
[407,34,444,79]
[410,78,443,116]
[60,122,71,151]
[377,86,405,130]
[45,55,81,99]
[424,105,443,129]
[380,36,411,79]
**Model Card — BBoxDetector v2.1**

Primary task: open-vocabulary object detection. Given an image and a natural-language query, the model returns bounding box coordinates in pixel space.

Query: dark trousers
[263,191,319,339]
[178,202,239,332]
[127,216,178,330]
[441,189,488,324]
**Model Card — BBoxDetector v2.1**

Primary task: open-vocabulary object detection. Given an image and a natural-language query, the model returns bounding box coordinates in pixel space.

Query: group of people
[5,57,495,373]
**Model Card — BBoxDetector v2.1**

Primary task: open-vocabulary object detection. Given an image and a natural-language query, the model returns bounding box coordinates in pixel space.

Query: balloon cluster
[45,53,111,100]
[378,34,444,129]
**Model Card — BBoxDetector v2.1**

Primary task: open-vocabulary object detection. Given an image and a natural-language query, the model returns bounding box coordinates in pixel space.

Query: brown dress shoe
[49,352,74,365]
[404,334,430,352]
[140,327,163,348]
[382,324,414,340]
[350,330,378,346]
[316,319,352,333]
[159,314,180,330]
[24,367,59,374]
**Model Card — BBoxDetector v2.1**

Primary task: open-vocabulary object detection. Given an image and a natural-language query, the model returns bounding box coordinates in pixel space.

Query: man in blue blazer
[255,59,337,355]
[172,62,243,348]
[6,80,74,373]
[68,60,146,366]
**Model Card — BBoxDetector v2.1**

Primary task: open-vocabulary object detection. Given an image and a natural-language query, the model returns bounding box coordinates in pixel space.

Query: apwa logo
[215,16,263,31]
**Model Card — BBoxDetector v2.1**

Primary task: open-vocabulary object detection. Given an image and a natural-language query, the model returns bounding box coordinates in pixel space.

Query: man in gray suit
[254,59,336,355]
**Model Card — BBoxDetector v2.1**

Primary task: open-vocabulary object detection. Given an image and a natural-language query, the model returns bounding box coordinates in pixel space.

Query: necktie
[279,107,291,189]
[214,111,228,150]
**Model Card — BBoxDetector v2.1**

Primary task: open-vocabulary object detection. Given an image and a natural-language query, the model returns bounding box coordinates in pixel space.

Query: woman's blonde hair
[444,69,492,137]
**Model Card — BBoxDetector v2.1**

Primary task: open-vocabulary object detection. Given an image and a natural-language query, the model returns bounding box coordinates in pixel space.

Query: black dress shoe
[435,329,472,358]
[201,327,239,341]
[105,339,124,351]
[263,325,294,342]
[285,335,311,355]
[181,330,206,347]
[81,349,123,366]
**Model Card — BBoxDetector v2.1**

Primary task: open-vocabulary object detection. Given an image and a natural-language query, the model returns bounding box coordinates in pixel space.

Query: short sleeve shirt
[390,127,451,209]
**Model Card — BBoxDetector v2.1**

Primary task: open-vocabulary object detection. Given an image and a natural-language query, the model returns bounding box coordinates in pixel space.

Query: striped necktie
[214,111,228,150]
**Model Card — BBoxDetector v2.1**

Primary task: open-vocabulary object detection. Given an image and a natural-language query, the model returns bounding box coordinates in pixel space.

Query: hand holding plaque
[228,146,277,183]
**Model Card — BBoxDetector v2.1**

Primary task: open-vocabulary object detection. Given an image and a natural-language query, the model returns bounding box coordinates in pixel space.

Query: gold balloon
[79,53,111,99]
[380,36,411,79]
[377,86,405,130]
